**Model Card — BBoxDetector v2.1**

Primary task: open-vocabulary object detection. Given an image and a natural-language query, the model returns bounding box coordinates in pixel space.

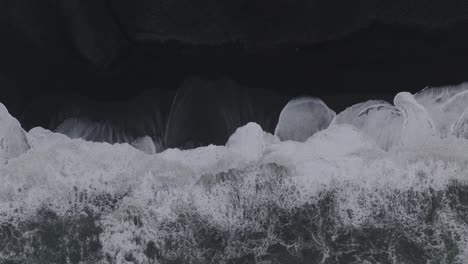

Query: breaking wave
[1,83,468,263]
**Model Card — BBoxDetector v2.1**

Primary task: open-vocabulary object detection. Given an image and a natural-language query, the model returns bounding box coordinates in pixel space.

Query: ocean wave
[1,85,468,263]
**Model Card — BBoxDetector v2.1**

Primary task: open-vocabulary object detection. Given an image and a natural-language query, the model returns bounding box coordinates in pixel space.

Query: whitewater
[1,84,468,263]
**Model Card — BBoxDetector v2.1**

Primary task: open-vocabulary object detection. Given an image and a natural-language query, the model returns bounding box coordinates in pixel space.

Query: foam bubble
[275,96,336,142]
